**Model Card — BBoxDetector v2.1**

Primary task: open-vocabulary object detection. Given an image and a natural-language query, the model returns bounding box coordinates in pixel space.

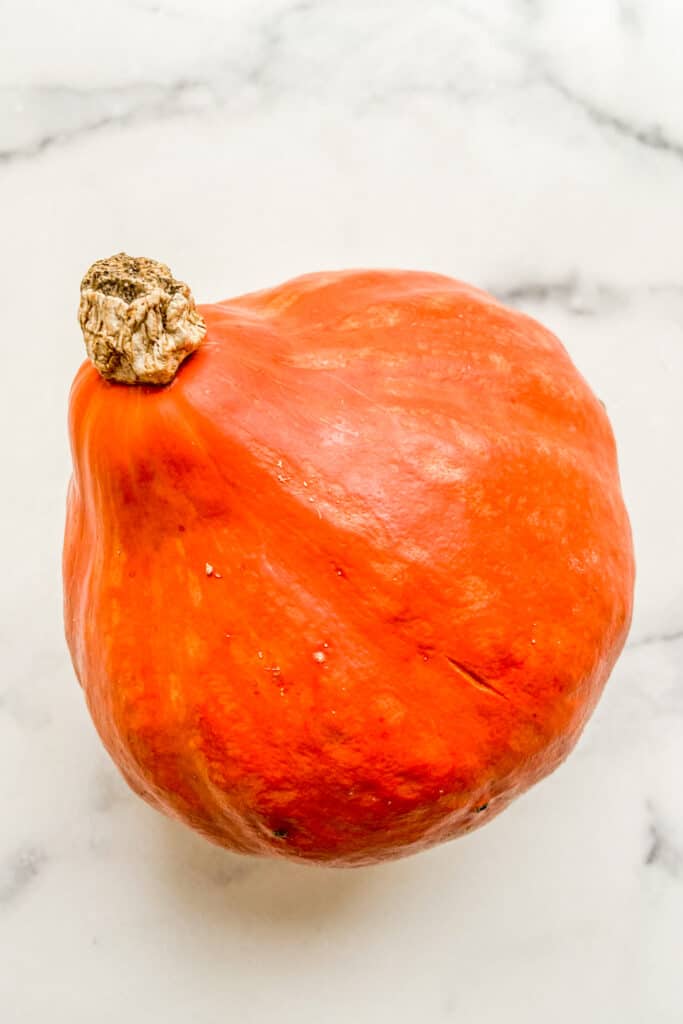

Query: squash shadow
[154,814,397,933]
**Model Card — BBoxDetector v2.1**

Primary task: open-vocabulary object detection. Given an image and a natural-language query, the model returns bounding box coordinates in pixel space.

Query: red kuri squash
[64,254,634,866]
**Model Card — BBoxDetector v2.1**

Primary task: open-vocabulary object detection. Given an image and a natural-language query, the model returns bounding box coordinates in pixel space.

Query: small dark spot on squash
[475,803,489,813]
[273,827,289,839]
[178,524,186,532]
[418,643,435,662]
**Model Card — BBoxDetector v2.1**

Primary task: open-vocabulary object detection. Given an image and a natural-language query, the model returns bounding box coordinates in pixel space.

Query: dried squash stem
[79,253,206,385]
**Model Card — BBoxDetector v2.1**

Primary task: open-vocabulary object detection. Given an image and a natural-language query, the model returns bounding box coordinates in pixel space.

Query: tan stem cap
[79,253,206,384]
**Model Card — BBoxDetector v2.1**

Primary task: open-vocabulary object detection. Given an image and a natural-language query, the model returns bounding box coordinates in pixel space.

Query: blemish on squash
[417,642,434,663]
[421,456,467,484]
[445,656,508,701]
[373,694,406,725]
[340,305,402,330]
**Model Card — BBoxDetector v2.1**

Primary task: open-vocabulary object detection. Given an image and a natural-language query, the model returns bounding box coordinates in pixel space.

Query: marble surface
[1,1,682,1020]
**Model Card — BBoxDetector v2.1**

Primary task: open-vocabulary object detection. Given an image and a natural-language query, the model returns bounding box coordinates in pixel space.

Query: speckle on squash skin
[64,265,634,867]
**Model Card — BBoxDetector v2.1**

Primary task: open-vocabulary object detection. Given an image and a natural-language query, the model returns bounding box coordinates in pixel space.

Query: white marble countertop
[1,1,681,1021]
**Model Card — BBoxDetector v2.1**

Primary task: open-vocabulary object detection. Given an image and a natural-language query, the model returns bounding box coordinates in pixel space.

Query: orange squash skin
[64,270,634,866]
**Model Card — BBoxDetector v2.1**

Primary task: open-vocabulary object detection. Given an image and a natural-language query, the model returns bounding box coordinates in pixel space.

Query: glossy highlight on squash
[64,257,635,866]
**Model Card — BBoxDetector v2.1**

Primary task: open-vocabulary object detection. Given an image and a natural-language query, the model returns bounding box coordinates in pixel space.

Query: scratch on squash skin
[445,656,509,701]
